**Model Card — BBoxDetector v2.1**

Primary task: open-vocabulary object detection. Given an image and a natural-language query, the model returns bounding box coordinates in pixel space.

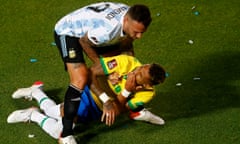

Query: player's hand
[108,72,121,85]
[101,100,118,126]
[125,72,137,92]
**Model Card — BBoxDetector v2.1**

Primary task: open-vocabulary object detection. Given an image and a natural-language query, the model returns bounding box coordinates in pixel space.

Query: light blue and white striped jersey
[55,2,129,46]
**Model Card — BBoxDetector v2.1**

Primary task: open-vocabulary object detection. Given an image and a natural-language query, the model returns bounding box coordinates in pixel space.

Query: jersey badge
[107,59,117,70]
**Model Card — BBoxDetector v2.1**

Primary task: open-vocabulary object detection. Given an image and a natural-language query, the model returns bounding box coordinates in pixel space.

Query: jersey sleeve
[127,88,155,110]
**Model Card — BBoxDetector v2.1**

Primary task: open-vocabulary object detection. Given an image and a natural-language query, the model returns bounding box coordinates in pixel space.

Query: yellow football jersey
[92,54,155,110]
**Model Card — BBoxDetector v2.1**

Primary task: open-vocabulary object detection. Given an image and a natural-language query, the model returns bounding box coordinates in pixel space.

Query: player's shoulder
[114,55,142,66]
[114,54,134,61]
[83,2,128,11]
[102,54,138,66]
[121,55,140,63]
[89,2,128,7]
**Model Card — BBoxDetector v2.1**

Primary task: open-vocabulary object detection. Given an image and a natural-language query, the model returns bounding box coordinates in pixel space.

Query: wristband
[99,92,110,103]
[121,89,131,98]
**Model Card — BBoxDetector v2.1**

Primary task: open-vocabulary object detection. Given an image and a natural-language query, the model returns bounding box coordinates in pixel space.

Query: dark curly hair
[127,4,152,27]
[149,63,166,85]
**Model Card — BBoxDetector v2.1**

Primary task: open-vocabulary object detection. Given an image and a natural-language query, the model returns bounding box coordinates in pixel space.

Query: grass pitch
[1,0,240,143]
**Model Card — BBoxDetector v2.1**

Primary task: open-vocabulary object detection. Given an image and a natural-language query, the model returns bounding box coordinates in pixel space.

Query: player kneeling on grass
[7,55,166,143]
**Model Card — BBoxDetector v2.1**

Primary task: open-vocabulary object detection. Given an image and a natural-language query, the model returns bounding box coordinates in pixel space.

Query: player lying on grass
[89,54,166,126]
[7,54,166,142]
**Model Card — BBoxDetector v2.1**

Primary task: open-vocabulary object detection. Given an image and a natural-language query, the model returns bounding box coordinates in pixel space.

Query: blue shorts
[77,86,102,123]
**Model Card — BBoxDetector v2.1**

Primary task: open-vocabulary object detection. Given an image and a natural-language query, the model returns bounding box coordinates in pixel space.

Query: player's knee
[71,78,88,89]
[71,72,88,89]
[67,63,89,88]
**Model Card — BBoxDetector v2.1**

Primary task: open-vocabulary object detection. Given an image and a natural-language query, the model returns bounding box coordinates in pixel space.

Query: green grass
[1,0,240,143]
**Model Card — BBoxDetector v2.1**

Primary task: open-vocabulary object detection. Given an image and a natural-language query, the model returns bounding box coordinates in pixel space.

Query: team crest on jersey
[107,59,117,69]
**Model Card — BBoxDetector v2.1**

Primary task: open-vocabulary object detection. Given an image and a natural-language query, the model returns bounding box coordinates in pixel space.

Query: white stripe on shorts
[60,35,68,57]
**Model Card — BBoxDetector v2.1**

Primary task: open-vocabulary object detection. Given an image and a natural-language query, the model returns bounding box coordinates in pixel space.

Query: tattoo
[73,63,81,69]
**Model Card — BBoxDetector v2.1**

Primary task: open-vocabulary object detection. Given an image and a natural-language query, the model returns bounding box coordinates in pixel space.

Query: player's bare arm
[119,37,134,56]
[90,62,118,126]
[79,33,99,63]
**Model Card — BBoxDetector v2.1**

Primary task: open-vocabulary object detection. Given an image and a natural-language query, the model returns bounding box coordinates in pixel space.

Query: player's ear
[123,14,129,23]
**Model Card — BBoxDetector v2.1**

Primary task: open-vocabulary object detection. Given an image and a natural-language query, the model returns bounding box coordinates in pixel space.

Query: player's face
[134,64,152,88]
[123,16,147,40]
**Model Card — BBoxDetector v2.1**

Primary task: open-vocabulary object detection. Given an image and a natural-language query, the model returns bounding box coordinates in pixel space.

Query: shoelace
[27,107,37,123]
[25,95,33,101]
[24,88,34,101]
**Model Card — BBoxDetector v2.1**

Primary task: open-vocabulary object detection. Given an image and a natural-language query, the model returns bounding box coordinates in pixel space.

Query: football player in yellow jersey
[7,54,166,142]
[90,54,166,126]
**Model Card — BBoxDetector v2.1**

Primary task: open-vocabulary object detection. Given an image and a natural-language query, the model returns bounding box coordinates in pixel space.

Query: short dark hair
[149,63,166,85]
[127,4,152,27]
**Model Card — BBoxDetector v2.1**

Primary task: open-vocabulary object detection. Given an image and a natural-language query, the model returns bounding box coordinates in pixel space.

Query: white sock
[31,88,48,102]
[31,111,62,139]
[31,89,57,112]
[31,110,46,124]
[44,104,62,120]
